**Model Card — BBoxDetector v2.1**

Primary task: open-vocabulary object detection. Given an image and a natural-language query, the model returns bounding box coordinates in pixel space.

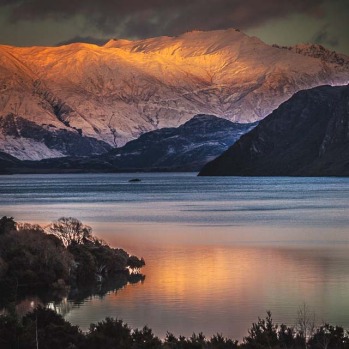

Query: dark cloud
[2,0,328,38]
[55,36,109,46]
[313,25,339,47]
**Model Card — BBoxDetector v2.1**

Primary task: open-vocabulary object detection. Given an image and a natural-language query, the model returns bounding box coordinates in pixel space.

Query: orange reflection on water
[62,242,349,339]
[50,222,349,338]
[117,246,328,302]
[94,244,349,333]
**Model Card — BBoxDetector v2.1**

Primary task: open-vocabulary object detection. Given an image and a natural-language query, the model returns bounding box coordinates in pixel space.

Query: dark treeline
[0,216,145,307]
[1,306,349,349]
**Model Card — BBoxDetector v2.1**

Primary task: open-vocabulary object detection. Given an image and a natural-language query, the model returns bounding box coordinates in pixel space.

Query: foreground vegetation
[1,306,348,349]
[0,216,145,306]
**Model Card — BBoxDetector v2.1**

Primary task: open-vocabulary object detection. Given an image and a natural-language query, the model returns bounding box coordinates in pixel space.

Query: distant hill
[98,114,257,171]
[199,85,349,177]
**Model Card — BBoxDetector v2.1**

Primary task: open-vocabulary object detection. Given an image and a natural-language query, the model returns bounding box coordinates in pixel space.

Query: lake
[1,173,349,340]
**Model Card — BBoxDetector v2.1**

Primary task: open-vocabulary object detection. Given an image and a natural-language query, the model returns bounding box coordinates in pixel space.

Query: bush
[86,317,132,349]
[0,224,73,289]
[21,306,84,349]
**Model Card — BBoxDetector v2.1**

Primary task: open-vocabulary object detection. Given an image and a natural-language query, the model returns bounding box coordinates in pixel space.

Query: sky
[0,0,348,54]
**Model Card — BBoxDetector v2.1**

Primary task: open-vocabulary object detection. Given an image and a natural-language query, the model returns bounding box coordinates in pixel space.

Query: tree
[0,224,73,290]
[127,255,145,274]
[210,333,239,349]
[295,303,316,349]
[243,311,279,349]
[164,332,179,348]
[0,313,21,348]
[277,323,298,348]
[308,324,349,349]
[91,245,129,277]
[0,256,7,278]
[21,306,84,349]
[86,317,132,349]
[45,217,92,247]
[0,216,16,235]
[132,325,162,348]
[68,243,97,286]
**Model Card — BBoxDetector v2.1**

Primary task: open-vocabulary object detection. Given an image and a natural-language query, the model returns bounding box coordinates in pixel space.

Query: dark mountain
[1,115,256,173]
[0,151,22,174]
[100,115,256,171]
[199,85,349,177]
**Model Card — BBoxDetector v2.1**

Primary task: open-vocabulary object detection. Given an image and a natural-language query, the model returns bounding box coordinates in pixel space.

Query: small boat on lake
[128,178,141,183]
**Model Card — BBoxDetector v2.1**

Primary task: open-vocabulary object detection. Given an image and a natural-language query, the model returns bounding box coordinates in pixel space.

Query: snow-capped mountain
[1,28,349,160]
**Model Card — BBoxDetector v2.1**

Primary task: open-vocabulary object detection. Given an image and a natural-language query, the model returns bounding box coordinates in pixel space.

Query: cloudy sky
[0,0,348,54]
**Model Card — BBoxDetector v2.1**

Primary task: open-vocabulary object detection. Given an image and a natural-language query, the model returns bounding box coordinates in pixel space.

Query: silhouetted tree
[127,255,145,273]
[210,333,239,349]
[2,306,349,349]
[45,217,92,247]
[132,325,162,348]
[0,313,21,349]
[308,324,349,349]
[243,311,279,349]
[91,244,130,276]
[186,332,207,349]
[277,323,298,348]
[0,225,73,289]
[0,216,16,235]
[295,304,316,348]
[21,306,84,349]
[86,317,132,349]
[164,332,179,348]
[0,256,7,278]
[68,242,97,286]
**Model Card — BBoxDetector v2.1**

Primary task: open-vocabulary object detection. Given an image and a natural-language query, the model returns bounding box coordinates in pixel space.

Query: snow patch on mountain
[0,135,64,160]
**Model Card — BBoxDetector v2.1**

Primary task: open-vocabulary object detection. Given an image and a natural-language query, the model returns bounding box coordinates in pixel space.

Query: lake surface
[1,173,349,340]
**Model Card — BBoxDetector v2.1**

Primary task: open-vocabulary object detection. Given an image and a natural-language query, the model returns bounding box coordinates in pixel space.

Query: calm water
[1,173,349,339]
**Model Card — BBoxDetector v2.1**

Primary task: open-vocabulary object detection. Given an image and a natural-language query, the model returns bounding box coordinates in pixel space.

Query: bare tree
[295,303,316,348]
[45,217,92,247]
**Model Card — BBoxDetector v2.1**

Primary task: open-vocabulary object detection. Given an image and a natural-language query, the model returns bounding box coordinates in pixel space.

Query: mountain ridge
[0,114,256,173]
[272,43,349,68]
[1,28,349,160]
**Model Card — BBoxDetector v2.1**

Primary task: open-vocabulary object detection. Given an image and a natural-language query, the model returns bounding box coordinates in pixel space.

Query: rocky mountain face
[1,115,256,173]
[273,43,349,68]
[0,114,112,160]
[199,85,349,176]
[1,29,349,160]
